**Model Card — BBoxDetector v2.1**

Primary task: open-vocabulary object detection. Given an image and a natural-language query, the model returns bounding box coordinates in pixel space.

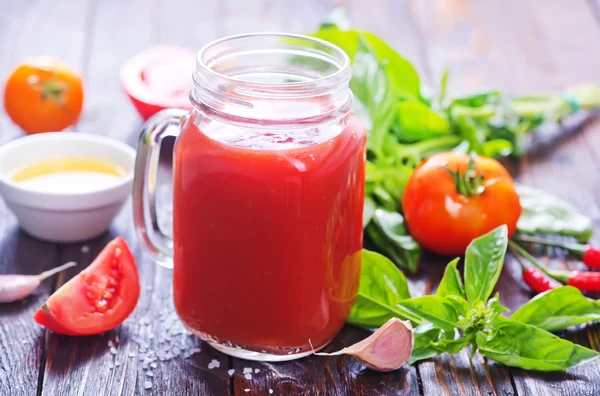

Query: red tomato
[34,237,140,335]
[402,152,521,256]
[121,46,195,120]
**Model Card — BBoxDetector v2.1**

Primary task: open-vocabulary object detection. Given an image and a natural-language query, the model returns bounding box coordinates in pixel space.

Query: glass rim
[195,32,352,91]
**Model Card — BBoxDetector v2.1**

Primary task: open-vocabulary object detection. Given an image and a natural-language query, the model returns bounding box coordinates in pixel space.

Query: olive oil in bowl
[10,157,126,194]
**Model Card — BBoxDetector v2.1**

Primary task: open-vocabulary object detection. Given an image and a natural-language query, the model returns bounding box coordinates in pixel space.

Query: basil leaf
[350,37,397,157]
[363,196,377,229]
[347,250,414,328]
[482,139,513,158]
[452,90,501,107]
[436,258,465,298]
[392,100,450,143]
[487,293,510,315]
[409,324,469,364]
[409,323,443,364]
[397,295,463,331]
[453,114,485,154]
[477,317,599,371]
[365,208,420,273]
[378,165,412,204]
[464,225,508,304]
[516,184,593,243]
[360,31,420,98]
[432,334,469,355]
[511,286,600,332]
[371,187,396,212]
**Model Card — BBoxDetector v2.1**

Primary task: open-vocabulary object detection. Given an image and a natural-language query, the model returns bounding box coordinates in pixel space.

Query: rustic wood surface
[1,0,600,395]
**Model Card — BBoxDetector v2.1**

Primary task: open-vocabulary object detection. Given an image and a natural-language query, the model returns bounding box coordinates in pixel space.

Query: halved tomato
[34,237,140,335]
[121,46,196,120]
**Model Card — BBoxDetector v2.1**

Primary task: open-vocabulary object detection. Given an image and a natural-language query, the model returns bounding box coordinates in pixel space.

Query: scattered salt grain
[208,359,220,369]
[185,347,201,357]
[150,362,158,369]
[146,371,154,377]
[269,390,273,394]
[81,245,90,253]
[143,381,152,390]
[115,361,122,367]
[142,363,149,370]
[129,352,135,358]
[243,367,252,374]
[254,369,260,374]
[108,340,114,348]
[108,362,114,369]
[244,373,252,380]
[228,369,235,376]
[244,389,250,393]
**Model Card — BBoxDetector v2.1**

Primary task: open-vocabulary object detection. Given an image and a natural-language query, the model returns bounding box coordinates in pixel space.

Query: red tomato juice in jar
[134,33,365,361]
[173,111,365,354]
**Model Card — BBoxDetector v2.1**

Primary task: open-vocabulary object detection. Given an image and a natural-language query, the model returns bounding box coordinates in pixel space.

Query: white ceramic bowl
[0,132,135,242]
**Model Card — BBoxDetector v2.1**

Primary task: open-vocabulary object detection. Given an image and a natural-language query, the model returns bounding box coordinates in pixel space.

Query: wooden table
[2,0,600,395]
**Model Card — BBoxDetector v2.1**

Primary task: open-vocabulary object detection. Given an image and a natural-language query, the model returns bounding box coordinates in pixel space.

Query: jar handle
[133,109,188,268]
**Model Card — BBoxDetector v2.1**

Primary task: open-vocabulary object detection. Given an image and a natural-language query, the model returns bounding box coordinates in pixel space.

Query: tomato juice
[173,110,366,354]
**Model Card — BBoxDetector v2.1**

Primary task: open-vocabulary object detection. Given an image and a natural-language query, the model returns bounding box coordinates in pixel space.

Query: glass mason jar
[133,33,366,361]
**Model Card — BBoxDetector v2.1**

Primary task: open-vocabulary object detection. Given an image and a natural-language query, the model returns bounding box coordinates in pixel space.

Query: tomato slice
[34,237,140,336]
[121,46,196,120]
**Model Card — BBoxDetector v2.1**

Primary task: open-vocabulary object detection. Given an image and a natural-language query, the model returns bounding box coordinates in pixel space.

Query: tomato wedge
[121,46,196,120]
[34,237,140,335]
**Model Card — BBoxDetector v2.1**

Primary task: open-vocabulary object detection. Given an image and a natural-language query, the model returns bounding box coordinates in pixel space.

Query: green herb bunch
[350,226,600,371]
[312,10,599,273]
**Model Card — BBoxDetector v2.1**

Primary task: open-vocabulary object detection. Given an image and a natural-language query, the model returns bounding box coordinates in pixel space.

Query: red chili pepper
[510,245,561,294]
[522,267,561,293]
[567,271,600,292]
[582,247,600,269]
[510,242,600,293]
[515,235,600,270]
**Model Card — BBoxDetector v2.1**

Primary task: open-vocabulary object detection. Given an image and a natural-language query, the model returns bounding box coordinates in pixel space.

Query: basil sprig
[351,225,600,371]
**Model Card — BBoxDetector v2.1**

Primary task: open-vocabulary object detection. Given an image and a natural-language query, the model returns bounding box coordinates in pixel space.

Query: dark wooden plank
[0,1,92,395]
[349,0,431,88]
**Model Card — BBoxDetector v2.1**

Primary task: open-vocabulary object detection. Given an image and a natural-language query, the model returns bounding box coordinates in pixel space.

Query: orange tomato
[402,152,521,256]
[3,56,84,134]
